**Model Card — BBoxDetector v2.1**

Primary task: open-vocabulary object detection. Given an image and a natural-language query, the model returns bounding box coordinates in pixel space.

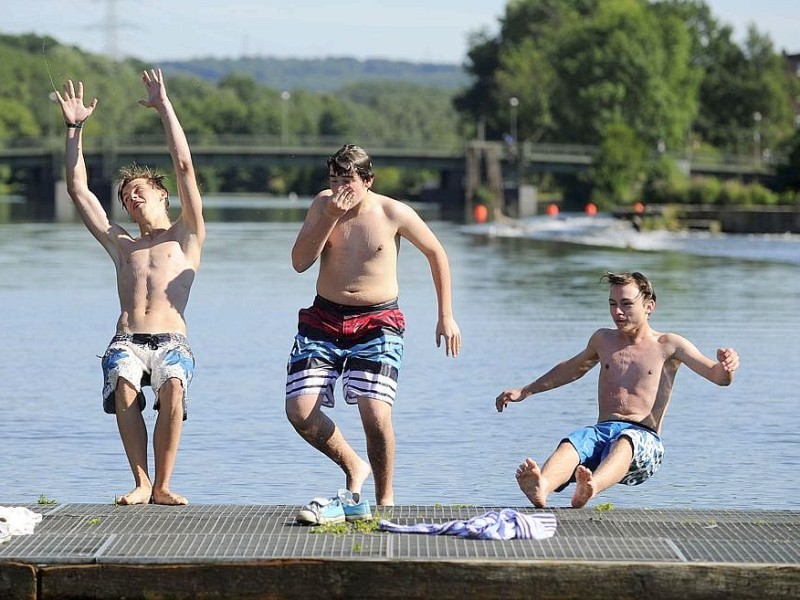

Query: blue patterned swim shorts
[101,333,195,420]
[562,420,664,487]
[286,296,405,407]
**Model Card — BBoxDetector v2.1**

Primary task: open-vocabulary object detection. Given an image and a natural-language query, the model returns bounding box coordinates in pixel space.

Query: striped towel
[379,509,557,540]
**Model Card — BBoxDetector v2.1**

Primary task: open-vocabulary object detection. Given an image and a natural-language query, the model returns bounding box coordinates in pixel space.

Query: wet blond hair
[116,164,169,213]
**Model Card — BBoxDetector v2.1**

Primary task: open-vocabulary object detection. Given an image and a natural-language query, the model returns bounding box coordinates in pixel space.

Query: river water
[1,199,798,509]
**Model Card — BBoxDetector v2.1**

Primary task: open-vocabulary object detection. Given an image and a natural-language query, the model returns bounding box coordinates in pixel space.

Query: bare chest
[325,215,397,262]
[122,239,187,278]
[603,344,667,385]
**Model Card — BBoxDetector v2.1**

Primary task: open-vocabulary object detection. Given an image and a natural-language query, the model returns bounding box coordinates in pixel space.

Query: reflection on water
[1,201,798,510]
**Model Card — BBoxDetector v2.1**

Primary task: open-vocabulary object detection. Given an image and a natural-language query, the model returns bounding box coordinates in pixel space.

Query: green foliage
[776,130,800,192]
[587,121,648,208]
[311,517,383,535]
[687,177,722,205]
[0,33,461,197]
[458,0,796,204]
[37,493,57,505]
[160,56,469,93]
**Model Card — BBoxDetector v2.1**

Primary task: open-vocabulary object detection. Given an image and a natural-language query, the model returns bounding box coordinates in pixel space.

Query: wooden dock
[1,503,798,599]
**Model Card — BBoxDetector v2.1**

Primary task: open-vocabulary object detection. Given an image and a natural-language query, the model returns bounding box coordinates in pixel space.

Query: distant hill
[159,56,470,92]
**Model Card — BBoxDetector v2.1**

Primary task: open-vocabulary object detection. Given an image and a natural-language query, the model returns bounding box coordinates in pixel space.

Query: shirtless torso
[592,328,685,433]
[495,274,738,508]
[314,191,402,305]
[112,220,201,335]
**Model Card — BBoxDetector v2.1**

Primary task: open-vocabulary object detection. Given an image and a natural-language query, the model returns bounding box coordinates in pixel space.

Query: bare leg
[286,394,371,497]
[358,397,395,506]
[114,379,152,505]
[152,378,188,505]
[571,438,633,508]
[517,442,580,508]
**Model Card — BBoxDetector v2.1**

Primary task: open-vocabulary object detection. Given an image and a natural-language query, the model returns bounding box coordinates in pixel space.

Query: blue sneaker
[295,496,345,525]
[338,489,372,522]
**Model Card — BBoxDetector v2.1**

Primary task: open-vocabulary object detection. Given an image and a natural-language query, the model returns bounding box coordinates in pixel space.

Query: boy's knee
[159,377,184,396]
[285,397,317,428]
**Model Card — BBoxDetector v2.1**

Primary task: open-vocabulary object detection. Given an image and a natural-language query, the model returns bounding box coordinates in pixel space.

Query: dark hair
[116,164,169,211]
[601,271,656,303]
[326,144,374,181]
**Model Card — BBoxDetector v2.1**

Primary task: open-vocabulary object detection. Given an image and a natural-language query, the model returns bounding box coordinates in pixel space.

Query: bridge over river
[0,136,774,221]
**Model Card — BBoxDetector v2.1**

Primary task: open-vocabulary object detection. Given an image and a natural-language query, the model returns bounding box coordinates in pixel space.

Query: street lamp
[508,97,519,148]
[281,91,291,146]
[753,111,762,164]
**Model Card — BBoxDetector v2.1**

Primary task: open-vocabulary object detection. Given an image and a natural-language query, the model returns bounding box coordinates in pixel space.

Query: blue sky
[4,0,798,64]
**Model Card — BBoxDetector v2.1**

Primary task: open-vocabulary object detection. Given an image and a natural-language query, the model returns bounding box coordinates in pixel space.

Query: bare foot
[571,465,596,508]
[516,458,548,508]
[346,458,372,501]
[117,485,152,506]
[152,488,189,506]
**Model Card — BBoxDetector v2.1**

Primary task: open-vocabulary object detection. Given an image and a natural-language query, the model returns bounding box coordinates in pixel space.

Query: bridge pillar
[22,156,60,221]
[54,180,75,222]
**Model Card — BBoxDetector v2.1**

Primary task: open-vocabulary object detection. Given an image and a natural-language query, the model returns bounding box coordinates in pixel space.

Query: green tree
[587,121,648,207]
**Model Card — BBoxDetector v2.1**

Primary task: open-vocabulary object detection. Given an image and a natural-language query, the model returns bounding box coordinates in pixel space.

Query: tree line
[1,0,799,208]
[456,0,800,208]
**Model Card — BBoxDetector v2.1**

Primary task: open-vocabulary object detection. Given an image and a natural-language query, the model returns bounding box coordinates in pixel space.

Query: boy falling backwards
[496,272,739,508]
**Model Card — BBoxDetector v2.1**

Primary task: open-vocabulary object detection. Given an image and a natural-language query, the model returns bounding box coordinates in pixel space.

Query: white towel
[0,506,44,537]
[379,508,557,540]
[0,522,10,545]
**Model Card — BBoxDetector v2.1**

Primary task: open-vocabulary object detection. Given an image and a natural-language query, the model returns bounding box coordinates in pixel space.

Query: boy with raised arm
[286,144,461,524]
[56,69,205,505]
[496,272,739,508]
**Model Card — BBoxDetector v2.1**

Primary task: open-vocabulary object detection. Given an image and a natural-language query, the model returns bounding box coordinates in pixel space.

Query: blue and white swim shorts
[563,420,664,487]
[101,333,195,420]
[286,296,405,407]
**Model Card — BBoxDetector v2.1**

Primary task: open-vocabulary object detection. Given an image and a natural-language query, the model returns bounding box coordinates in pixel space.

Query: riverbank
[1,503,797,600]
[613,204,800,234]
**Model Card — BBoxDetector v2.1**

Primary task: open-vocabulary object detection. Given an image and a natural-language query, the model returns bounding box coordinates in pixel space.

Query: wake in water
[461,214,800,265]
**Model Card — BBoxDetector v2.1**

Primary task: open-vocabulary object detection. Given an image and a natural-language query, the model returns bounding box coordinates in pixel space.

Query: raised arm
[139,68,205,243]
[291,187,356,272]
[495,335,601,412]
[292,192,336,272]
[55,81,123,256]
[396,204,461,357]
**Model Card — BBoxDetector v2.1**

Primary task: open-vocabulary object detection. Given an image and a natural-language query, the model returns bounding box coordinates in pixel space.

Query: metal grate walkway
[1,503,798,565]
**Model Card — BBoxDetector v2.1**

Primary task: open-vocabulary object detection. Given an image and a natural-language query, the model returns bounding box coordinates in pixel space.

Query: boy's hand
[55,80,98,125]
[322,187,357,218]
[495,388,525,412]
[716,347,739,373]
[436,316,461,358]
[139,68,169,110]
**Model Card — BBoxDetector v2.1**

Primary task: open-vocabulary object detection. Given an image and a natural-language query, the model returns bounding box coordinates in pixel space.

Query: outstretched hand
[138,68,169,110]
[55,80,98,125]
[495,388,525,413]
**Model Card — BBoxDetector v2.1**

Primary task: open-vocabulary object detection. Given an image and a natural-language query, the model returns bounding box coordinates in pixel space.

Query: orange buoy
[546,203,559,217]
[633,201,645,214]
[473,204,488,224]
[584,202,597,216]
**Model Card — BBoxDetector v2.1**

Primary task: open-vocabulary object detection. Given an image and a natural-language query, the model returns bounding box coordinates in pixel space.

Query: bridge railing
[1,134,468,155]
[0,135,783,170]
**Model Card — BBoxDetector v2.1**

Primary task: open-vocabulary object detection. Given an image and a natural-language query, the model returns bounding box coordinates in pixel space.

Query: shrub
[687,177,721,205]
